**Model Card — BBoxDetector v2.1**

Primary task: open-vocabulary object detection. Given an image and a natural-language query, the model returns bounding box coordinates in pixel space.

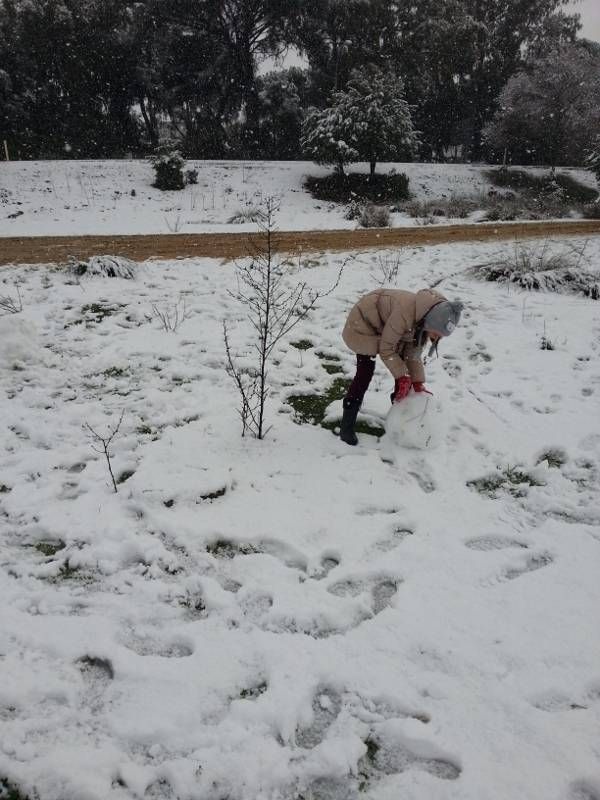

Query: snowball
[0,316,42,367]
[383,390,445,451]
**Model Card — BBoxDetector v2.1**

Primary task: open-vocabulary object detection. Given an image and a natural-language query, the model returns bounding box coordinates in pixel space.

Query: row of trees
[0,0,597,165]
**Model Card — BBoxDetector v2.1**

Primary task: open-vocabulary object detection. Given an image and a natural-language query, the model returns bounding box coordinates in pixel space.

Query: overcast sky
[567,0,600,42]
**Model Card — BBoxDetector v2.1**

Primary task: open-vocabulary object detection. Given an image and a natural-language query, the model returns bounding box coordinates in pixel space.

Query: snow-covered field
[1,159,596,238]
[1,235,600,800]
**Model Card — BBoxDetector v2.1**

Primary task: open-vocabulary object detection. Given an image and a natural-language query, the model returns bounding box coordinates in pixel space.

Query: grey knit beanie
[423,300,463,337]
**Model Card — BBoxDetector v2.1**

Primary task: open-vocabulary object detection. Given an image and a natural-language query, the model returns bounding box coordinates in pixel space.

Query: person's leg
[340,355,375,445]
[346,354,376,401]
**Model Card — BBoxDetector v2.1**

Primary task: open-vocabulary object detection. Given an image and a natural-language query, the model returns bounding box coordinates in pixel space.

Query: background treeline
[0,0,598,165]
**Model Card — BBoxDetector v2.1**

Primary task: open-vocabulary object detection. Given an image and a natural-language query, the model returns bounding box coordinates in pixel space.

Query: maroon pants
[346,354,375,402]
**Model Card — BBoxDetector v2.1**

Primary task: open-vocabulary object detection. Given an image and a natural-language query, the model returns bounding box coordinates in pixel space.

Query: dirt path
[1,219,599,266]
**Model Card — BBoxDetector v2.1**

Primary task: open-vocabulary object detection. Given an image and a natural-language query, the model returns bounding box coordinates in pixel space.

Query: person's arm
[379,315,411,378]
[403,342,426,383]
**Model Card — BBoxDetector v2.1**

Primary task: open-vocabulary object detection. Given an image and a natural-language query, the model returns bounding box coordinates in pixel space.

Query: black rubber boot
[339,397,361,446]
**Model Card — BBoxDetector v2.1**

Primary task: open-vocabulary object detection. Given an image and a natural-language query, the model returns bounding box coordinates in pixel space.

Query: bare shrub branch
[151,295,192,332]
[84,410,125,493]
[0,284,23,315]
[224,196,350,439]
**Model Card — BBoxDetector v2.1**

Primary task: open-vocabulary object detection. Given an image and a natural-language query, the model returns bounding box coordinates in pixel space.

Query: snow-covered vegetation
[1,232,600,800]
[1,159,598,238]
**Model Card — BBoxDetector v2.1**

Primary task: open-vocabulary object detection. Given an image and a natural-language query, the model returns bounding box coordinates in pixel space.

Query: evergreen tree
[483,45,600,167]
[301,65,417,177]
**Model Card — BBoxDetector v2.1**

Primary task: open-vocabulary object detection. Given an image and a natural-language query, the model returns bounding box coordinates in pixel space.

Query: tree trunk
[369,161,376,181]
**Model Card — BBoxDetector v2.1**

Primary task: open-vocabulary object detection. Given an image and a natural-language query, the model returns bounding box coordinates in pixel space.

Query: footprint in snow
[310,553,340,580]
[120,634,194,658]
[569,781,600,800]
[357,733,461,786]
[327,575,400,616]
[373,526,414,553]
[465,536,529,551]
[532,682,600,713]
[76,655,114,714]
[482,552,554,585]
[296,686,343,748]
[206,537,308,572]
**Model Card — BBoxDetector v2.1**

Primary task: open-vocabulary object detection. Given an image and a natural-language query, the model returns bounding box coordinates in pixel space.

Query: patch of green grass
[117,470,135,485]
[315,351,341,361]
[0,778,30,800]
[467,466,543,498]
[33,539,66,557]
[81,303,119,322]
[536,449,567,468]
[291,340,313,351]
[287,377,351,426]
[200,486,227,501]
[103,366,127,378]
[206,539,259,558]
[322,363,344,375]
[240,681,267,699]
[287,377,385,437]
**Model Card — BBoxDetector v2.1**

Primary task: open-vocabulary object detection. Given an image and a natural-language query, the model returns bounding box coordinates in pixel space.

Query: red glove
[413,382,433,396]
[393,376,412,403]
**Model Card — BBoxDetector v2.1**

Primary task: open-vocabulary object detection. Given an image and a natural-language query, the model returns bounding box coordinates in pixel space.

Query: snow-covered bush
[470,243,599,299]
[301,65,417,177]
[185,168,198,185]
[67,255,138,279]
[151,145,185,191]
[586,134,600,184]
[359,204,390,228]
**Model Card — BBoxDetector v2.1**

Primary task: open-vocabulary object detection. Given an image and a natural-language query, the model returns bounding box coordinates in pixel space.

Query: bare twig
[84,410,125,493]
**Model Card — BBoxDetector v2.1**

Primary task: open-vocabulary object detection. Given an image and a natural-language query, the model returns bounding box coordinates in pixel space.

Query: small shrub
[344,200,362,220]
[359,204,390,228]
[67,255,137,279]
[485,167,598,211]
[150,146,185,191]
[540,335,555,350]
[445,195,478,218]
[185,168,199,185]
[227,206,264,224]
[305,171,410,204]
[582,201,600,219]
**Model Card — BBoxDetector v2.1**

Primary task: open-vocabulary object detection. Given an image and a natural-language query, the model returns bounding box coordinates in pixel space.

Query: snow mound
[0,317,43,367]
[383,391,445,451]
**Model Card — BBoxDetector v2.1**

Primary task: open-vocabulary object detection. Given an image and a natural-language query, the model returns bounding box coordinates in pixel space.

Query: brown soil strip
[1,220,599,266]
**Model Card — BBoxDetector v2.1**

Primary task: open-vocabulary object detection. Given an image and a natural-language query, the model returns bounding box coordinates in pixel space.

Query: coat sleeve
[402,342,426,383]
[379,314,411,378]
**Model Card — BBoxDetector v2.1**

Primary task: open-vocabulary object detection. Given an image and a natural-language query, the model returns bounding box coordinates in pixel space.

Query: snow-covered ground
[1,235,600,800]
[1,159,595,238]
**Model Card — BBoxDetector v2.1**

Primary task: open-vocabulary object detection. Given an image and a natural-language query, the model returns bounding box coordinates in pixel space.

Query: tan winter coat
[342,288,447,381]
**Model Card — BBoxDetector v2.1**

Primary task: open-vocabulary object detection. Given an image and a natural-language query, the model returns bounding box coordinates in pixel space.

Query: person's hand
[393,376,412,403]
[413,382,433,396]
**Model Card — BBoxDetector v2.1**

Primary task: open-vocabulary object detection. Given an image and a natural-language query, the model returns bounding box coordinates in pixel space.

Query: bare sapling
[224,196,348,439]
[84,410,125,493]
[151,295,192,332]
[370,251,402,286]
[0,284,23,315]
